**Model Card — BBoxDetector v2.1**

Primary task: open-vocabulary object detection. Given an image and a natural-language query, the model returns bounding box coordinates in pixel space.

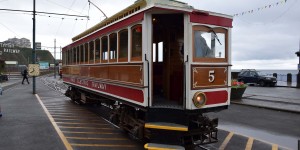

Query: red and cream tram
[62,0,232,149]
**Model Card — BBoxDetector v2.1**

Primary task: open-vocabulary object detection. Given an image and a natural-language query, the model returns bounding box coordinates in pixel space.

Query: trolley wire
[0,8,88,18]
[0,22,21,37]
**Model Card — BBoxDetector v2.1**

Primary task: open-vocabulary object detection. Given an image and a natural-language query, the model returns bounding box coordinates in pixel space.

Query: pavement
[0,77,66,150]
[231,83,300,113]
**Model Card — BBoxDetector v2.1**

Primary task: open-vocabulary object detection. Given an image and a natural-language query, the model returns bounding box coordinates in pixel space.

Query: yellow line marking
[55,122,109,125]
[70,143,135,147]
[245,137,254,150]
[52,115,99,119]
[144,144,180,150]
[53,118,102,121]
[272,144,278,150]
[218,128,290,150]
[62,131,118,134]
[59,126,113,130]
[145,124,188,131]
[66,137,127,140]
[35,94,73,150]
[219,132,234,150]
[50,112,94,115]
[47,109,87,112]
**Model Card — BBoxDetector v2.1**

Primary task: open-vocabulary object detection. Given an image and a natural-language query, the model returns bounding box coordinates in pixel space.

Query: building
[3,37,31,48]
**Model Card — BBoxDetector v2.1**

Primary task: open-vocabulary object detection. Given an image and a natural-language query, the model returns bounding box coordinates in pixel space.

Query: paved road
[210,104,300,150]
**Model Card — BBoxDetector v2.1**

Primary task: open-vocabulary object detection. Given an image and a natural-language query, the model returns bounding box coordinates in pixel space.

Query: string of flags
[233,0,288,17]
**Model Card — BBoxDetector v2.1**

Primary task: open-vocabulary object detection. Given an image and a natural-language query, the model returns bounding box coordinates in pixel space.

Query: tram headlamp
[192,92,206,108]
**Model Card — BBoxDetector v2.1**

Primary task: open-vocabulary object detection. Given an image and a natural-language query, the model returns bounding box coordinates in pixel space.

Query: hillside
[0,47,55,65]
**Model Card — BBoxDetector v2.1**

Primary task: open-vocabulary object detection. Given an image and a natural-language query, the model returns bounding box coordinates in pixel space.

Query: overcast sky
[0,0,299,70]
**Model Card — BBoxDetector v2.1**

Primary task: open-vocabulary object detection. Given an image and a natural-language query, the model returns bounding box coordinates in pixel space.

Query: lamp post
[32,0,36,94]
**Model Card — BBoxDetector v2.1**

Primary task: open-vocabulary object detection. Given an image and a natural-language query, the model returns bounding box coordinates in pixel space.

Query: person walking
[22,68,30,84]
[0,85,2,117]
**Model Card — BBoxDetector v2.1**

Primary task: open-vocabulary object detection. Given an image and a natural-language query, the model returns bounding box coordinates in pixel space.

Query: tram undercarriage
[65,86,219,149]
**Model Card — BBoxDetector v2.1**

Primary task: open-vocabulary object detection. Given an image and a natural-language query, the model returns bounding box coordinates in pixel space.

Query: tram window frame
[101,36,108,63]
[95,38,100,63]
[84,43,89,64]
[118,29,128,62]
[109,33,117,62]
[131,24,142,62]
[89,41,95,64]
[192,26,228,63]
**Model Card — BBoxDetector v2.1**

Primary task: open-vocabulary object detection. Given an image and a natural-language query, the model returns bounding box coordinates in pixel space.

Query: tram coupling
[183,115,218,148]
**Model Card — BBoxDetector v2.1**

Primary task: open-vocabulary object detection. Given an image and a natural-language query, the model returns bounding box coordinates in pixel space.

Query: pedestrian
[22,68,30,84]
[0,84,2,117]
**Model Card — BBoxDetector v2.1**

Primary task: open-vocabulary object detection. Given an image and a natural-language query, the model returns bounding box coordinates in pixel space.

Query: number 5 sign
[192,66,227,89]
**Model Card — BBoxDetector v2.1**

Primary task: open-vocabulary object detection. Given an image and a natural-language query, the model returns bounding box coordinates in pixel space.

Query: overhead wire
[46,0,83,15]
[0,22,21,37]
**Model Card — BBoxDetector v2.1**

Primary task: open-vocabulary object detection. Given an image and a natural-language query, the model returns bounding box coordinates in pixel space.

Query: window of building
[101,36,108,62]
[131,24,142,61]
[89,41,94,63]
[95,39,100,63]
[119,29,128,62]
[193,26,227,62]
[109,33,117,62]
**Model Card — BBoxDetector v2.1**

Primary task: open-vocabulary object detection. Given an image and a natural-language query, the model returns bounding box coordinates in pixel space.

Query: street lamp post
[32,0,36,94]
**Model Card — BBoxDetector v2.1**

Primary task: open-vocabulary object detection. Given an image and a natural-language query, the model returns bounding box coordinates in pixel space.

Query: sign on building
[39,62,49,70]
[35,42,41,50]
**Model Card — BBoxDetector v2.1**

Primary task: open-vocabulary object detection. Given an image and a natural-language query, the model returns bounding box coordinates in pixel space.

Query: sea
[232,69,299,83]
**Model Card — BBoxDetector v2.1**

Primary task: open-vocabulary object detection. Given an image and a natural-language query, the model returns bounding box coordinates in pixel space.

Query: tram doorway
[152,13,184,108]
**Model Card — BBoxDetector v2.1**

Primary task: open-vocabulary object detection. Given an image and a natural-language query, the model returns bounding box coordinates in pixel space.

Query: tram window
[95,39,100,62]
[68,49,71,64]
[131,25,142,61]
[119,29,128,62]
[89,41,94,63]
[109,33,117,61]
[85,43,89,63]
[158,42,163,62]
[76,46,80,63]
[72,48,76,64]
[193,26,227,62]
[80,45,84,62]
[101,36,108,61]
[153,43,156,62]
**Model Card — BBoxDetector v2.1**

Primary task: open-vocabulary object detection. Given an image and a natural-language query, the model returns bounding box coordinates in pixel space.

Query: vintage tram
[62,0,232,149]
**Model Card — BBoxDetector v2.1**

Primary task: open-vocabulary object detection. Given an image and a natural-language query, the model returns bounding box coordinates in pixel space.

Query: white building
[3,37,31,48]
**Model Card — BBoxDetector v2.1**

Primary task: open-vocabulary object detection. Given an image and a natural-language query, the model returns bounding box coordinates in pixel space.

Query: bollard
[273,73,277,78]
[298,139,300,150]
[287,73,292,83]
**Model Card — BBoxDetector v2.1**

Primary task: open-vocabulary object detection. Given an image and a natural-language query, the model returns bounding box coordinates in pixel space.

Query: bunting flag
[233,0,288,17]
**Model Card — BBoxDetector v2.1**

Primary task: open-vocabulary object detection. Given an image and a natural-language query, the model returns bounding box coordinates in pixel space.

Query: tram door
[152,14,184,107]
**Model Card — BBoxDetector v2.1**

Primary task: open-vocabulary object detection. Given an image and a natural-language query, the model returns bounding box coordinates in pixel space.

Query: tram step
[144,143,185,150]
[145,122,188,131]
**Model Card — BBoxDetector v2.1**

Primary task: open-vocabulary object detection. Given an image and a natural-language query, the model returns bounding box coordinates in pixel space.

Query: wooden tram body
[62,0,233,148]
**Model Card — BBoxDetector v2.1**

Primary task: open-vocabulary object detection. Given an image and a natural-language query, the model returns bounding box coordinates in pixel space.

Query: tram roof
[69,0,232,47]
